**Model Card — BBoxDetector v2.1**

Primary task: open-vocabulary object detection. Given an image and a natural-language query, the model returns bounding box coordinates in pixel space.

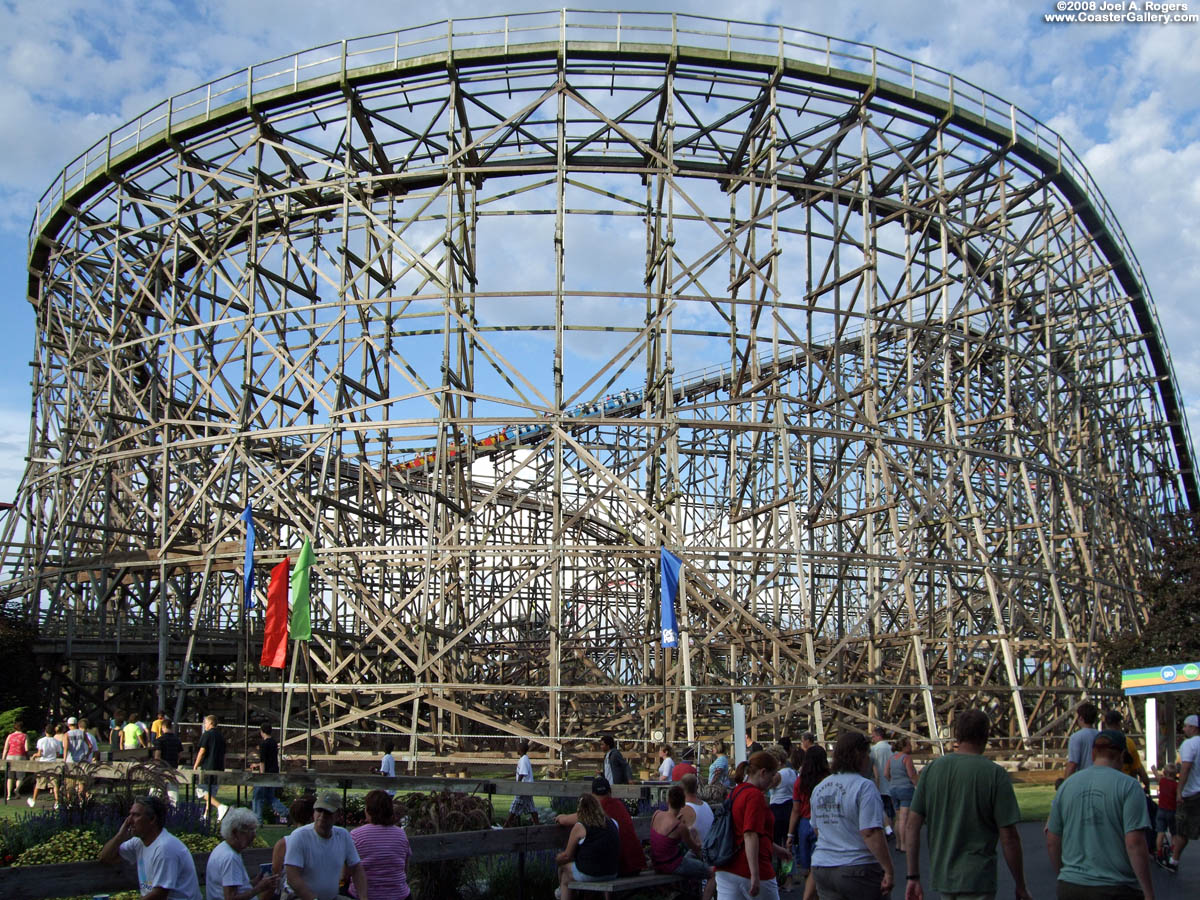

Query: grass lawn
[1013,783,1056,822]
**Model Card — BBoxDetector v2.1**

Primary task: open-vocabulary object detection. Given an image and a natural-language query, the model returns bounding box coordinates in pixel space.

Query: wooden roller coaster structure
[0,11,1194,762]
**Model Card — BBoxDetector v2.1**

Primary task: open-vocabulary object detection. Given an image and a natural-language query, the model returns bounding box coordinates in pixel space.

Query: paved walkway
[778,821,1189,898]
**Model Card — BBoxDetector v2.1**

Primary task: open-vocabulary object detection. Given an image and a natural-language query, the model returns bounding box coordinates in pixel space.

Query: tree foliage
[1100,516,1200,717]
[0,603,39,723]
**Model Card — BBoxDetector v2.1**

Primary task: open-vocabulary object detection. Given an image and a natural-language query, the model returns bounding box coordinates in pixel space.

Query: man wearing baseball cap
[1047,729,1154,897]
[284,790,368,900]
[1167,713,1200,872]
[554,776,645,876]
[65,717,91,765]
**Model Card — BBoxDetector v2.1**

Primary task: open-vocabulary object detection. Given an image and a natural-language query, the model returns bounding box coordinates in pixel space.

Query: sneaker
[26,798,34,807]
[554,889,562,900]
[1164,859,1179,873]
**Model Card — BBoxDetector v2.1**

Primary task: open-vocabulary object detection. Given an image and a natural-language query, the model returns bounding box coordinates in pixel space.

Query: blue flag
[659,547,682,648]
[241,504,256,609]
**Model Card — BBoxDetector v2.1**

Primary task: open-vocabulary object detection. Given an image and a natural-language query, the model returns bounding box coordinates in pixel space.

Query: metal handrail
[25,8,1191,486]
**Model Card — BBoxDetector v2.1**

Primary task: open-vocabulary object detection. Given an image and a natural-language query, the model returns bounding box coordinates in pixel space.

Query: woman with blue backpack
[712,750,791,899]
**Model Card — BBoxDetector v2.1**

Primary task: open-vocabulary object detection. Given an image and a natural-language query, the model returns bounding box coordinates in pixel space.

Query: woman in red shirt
[4,719,28,802]
[715,750,790,899]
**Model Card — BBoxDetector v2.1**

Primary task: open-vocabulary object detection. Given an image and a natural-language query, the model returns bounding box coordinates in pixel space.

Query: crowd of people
[550,707,1194,900]
[8,703,1197,899]
[96,786,410,900]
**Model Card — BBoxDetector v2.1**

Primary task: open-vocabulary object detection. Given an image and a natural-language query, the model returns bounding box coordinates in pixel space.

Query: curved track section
[4,11,1193,756]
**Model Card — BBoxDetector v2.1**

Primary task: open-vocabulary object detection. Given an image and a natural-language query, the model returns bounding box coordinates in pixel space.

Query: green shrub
[13,829,102,866]
[0,707,29,736]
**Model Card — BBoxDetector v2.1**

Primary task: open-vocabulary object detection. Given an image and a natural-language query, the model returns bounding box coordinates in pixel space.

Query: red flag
[261,558,290,668]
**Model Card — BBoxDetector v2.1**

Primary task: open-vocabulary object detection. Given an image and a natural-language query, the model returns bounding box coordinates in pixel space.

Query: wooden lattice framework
[2,11,1194,759]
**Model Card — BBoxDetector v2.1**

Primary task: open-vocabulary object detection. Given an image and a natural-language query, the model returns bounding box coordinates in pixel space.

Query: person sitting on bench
[555,793,619,900]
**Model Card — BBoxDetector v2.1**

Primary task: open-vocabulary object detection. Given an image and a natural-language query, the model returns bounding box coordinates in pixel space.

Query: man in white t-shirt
[284,791,368,900]
[1167,714,1200,872]
[29,724,62,808]
[99,794,202,900]
[376,741,396,797]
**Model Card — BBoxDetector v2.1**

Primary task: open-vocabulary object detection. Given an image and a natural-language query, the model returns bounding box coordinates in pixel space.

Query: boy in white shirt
[505,739,539,826]
[29,724,62,808]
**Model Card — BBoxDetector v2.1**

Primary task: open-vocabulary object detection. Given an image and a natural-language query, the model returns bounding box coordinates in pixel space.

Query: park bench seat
[567,869,686,898]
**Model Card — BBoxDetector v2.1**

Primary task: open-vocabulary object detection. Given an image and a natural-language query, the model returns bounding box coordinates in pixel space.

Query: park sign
[1122,661,1200,696]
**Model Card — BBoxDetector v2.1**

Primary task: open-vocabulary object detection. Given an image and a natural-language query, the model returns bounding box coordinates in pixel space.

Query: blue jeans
[252,785,288,821]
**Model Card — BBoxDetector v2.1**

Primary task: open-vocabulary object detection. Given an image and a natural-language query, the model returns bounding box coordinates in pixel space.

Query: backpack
[701,783,749,867]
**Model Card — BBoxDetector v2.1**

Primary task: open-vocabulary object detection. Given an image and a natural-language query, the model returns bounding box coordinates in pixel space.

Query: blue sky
[0,0,1196,504]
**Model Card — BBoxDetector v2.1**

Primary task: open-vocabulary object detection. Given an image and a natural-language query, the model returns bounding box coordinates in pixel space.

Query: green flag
[289,537,314,641]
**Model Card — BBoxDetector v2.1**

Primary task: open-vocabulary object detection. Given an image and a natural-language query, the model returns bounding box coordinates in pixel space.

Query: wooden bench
[567,869,686,898]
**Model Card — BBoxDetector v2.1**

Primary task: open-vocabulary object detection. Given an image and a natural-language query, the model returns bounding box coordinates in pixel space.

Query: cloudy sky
[0,0,1196,507]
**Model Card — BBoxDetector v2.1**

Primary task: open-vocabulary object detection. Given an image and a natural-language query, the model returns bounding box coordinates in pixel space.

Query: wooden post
[680,568,695,746]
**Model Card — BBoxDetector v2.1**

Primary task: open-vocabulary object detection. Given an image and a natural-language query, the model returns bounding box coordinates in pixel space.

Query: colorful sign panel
[1122,661,1200,696]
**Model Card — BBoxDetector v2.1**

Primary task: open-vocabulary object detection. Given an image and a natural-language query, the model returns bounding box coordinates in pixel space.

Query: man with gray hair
[99,794,202,900]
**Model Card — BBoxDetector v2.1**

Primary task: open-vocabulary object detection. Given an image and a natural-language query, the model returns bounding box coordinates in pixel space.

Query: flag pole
[243,582,250,765]
[282,641,299,753]
[304,643,313,768]
[241,504,255,758]
[680,566,695,746]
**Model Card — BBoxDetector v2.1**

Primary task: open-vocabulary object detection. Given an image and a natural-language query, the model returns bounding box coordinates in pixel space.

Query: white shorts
[714,870,780,900]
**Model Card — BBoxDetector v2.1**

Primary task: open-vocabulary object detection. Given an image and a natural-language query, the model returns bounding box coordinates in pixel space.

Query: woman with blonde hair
[556,792,619,899]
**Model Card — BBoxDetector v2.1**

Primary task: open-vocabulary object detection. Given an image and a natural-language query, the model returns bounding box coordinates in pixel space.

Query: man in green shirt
[904,710,1031,900]
[1046,729,1155,899]
[120,714,147,751]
